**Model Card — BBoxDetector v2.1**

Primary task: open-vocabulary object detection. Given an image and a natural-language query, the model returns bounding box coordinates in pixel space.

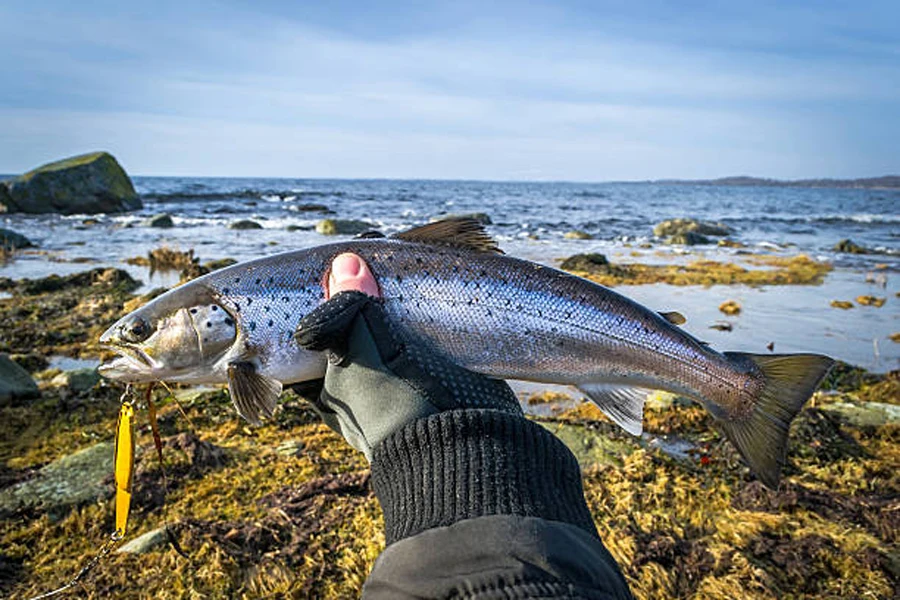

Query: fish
[99,218,834,487]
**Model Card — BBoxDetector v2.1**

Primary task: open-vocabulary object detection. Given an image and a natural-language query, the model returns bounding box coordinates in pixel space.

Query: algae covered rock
[3,152,140,214]
[229,219,263,230]
[833,238,868,254]
[0,442,112,518]
[50,368,100,393]
[315,219,373,235]
[653,218,731,238]
[145,213,175,228]
[666,231,711,245]
[0,354,39,405]
[564,230,594,240]
[0,182,12,212]
[0,228,34,251]
[559,253,610,272]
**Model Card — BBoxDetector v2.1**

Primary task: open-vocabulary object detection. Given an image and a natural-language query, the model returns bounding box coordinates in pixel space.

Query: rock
[8,353,49,372]
[0,182,12,212]
[116,527,169,554]
[0,228,34,251]
[667,231,711,245]
[291,203,332,213]
[719,300,741,315]
[315,219,373,235]
[201,258,237,272]
[276,440,305,457]
[538,420,637,469]
[559,253,610,272]
[145,213,175,228]
[654,218,731,238]
[564,230,593,240]
[856,295,885,307]
[820,401,900,427]
[3,152,141,214]
[229,219,263,230]
[890,333,900,343]
[717,239,745,248]
[0,354,40,405]
[285,224,314,232]
[0,442,112,518]
[709,322,733,331]
[50,368,100,393]
[833,239,868,254]
[830,300,854,310]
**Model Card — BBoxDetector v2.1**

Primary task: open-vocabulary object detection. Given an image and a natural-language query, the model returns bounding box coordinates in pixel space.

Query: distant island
[650,175,900,189]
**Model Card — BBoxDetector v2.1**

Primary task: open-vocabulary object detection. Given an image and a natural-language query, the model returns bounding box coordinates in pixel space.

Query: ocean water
[2,178,898,371]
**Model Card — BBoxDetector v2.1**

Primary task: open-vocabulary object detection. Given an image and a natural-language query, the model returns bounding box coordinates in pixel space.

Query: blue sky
[0,1,897,180]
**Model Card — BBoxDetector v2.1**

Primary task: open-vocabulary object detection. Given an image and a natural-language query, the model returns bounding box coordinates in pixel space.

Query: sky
[0,1,897,181]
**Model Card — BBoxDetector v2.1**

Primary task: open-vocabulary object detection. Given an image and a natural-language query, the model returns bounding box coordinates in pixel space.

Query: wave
[141,189,347,203]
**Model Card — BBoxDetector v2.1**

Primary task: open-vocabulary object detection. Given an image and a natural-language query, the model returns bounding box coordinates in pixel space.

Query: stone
[145,213,175,228]
[116,527,169,554]
[564,230,593,240]
[50,368,100,393]
[0,442,112,518]
[0,354,40,405]
[3,152,141,214]
[856,295,886,307]
[538,420,637,469]
[667,231,711,245]
[0,228,34,251]
[719,300,741,315]
[820,401,900,427]
[0,182,12,212]
[229,219,263,230]
[276,440,305,457]
[559,253,609,272]
[291,203,332,213]
[833,239,868,254]
[653,218,731,238]
[830,300,854,310]
[433,212,493,225]
[315,219,373,235]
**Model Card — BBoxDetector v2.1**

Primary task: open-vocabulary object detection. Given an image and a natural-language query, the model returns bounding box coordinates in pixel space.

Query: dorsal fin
[391,217,503,254]
[659,311,686,325]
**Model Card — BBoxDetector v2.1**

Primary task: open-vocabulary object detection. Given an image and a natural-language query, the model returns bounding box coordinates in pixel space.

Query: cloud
[0,1,897,179]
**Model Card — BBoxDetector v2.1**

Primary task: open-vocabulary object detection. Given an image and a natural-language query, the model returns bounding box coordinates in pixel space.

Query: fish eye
[122,317,153,343]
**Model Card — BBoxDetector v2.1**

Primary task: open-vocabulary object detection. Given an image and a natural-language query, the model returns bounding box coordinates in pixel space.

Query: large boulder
[0,354,39,406]
[0,182,12,213]
[315,219,374,235]
[653,218,731,238]
[3,151,141,214]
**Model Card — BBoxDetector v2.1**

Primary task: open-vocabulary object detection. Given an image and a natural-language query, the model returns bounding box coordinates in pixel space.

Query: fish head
[99,284,237,383]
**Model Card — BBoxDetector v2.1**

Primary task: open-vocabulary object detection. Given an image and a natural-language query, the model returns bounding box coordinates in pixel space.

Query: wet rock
[315,219,373,235]
[538,420,637,469]
[201,258,237,272]
[833,238,868,254]
[830,300,854,309]
[2,152,141,214]
[145,213,174,228]
[653,218,731,238]
[285,224,314,232]
[820,400,900,427]
[856,295,885,307]
[890,333,900,343]
[229,219,263,230]
[667,231,711,245]
[559,253,611,273]
[116,527,169,554]
[0,354,40,405]
[719,300,741,315]
[8,353,49,373]
[717,239,745,248]
[0,182,12,212]
[709,321,733,331]
[291,203,332,213]
[50,368,100,393]
[564,230,593,240]
[0,442,112,518]
[0,228,34,251]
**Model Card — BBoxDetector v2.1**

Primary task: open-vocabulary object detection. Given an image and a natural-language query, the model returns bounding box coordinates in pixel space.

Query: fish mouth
[98,344,159,382]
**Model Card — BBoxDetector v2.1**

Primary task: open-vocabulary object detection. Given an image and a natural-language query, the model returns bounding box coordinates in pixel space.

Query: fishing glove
[294,290,523,460]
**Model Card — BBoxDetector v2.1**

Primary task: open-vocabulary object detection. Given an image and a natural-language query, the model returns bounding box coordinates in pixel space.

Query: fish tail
[717,352,834,489]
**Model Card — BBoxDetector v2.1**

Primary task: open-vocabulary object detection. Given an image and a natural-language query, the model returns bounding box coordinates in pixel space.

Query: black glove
[294,291,523,460]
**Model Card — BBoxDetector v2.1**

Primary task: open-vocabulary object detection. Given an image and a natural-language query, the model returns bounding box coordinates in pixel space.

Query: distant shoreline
[646,175,900,189]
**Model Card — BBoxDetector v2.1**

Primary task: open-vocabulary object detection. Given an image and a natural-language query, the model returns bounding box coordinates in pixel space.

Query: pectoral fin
[576,383,649,435]
[227,361,282,425]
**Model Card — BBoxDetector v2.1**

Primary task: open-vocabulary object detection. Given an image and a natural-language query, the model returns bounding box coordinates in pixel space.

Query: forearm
[365,409,633,599]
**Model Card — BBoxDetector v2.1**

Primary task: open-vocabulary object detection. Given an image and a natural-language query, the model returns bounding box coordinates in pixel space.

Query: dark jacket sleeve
[363,409,634,599]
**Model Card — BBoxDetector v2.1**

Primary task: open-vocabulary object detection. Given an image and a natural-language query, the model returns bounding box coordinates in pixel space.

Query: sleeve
[362,409,634,600]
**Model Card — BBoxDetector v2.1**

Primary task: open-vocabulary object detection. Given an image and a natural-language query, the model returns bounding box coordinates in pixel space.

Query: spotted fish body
[100,220,833,487]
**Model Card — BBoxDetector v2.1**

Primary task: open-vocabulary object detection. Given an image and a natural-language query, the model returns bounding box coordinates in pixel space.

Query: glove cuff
[371,409,598,545]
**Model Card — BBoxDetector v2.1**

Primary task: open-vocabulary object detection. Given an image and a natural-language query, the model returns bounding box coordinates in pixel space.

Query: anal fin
[576,383,649,435]
[227,361,282,425]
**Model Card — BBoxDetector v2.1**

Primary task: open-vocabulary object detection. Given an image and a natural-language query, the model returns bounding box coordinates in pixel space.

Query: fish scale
[99,219,834,487]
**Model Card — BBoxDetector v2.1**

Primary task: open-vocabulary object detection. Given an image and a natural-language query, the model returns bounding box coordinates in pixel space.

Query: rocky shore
[0,263,897,599]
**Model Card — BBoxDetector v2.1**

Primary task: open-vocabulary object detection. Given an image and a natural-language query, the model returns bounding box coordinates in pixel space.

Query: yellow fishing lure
[113,400,135,537]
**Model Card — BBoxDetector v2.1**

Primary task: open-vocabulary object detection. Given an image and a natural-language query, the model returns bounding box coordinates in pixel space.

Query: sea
[2,177,898,372]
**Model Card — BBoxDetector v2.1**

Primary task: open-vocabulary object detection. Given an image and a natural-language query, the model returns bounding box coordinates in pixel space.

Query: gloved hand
[294,255,523,460]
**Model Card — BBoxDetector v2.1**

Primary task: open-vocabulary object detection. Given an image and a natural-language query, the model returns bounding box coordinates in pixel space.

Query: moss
[562,254,832,287]
[719,300,741,315]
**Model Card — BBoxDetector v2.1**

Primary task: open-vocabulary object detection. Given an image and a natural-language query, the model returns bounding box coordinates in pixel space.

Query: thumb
[327,253,380,299]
